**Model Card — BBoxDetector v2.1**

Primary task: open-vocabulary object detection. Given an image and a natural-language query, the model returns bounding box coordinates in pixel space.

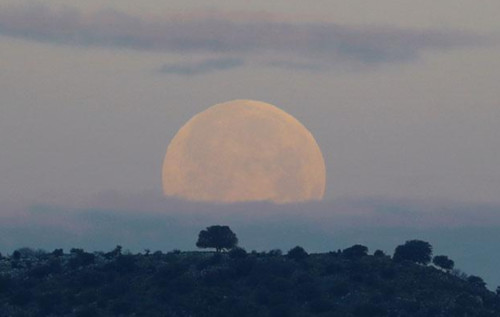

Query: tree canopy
[287,246,309,261]
[393,240,432,265]
[433,255,455,271]
[342,244,368,259]
[196,225,238,252]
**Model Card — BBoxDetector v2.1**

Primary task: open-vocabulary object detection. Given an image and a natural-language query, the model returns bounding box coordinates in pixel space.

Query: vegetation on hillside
[0,226,499,316]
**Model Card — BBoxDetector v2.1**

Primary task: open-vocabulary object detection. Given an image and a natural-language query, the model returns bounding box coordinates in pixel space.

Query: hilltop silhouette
[0,227,499,316]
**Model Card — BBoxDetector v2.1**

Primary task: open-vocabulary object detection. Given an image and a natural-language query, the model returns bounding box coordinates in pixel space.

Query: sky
[1,0,500,287]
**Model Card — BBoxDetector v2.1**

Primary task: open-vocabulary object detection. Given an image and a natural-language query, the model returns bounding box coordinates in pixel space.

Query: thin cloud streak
[0,4,488,69]
[159,58,244,75]
[3,194,500,233]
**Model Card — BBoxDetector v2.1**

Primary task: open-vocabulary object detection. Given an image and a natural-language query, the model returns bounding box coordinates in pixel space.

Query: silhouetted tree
[433,255,454,271]
[287,246,308,261]
[374,250,386,257]
[52,249,64,257]
[342,245,368,259]
[268,249,282,256]
[467,275,486,288]
[196,225,238,252]
[393,240,432,265]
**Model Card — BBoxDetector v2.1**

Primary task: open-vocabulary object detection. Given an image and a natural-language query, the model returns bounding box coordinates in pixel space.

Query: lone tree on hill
[433,255,454,271]
[196,225,238,252]
[393,240,432,265]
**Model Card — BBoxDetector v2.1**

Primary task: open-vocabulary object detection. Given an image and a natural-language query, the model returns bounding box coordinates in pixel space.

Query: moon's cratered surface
[162,100,326,203]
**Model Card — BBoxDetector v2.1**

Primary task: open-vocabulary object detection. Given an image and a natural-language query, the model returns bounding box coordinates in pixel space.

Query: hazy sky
[1,0,500,286]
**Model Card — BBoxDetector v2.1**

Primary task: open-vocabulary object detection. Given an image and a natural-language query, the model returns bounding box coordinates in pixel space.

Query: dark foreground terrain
[0,245,499,317]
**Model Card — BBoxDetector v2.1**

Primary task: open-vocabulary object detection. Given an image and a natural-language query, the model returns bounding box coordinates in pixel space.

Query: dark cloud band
[0,4,486,70]
[160,58,244,75]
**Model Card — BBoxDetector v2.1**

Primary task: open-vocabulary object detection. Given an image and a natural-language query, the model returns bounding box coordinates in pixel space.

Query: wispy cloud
[0,4,488,71]
[159,58,244,76]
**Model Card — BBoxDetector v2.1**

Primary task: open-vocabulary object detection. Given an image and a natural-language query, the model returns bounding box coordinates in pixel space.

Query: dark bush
[196,225,238,252]
[433,255,454,271]
[268,249,283,256]
[374,250,386,257]
[287,246,308,261]
[229,247,248,259]
[467,275,486,288]
[115,254,137,272]
[393,240,432,265]
[69,250,95,269]
[52,248,64,257]
[343,245,368,259]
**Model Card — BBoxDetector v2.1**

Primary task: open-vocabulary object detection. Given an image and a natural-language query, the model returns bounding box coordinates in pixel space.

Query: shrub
[393,240,432,265]
[268,249,283,256]
[69,250,95,269]
[433,255,454,271]
[467,275,486,288]
[286,246,308,261]
[342,245,368,259]
[229,247,248,259]
[52,248,64,257]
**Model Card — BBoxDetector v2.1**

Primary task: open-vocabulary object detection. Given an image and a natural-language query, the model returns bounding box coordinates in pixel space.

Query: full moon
[162,100,326,203]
